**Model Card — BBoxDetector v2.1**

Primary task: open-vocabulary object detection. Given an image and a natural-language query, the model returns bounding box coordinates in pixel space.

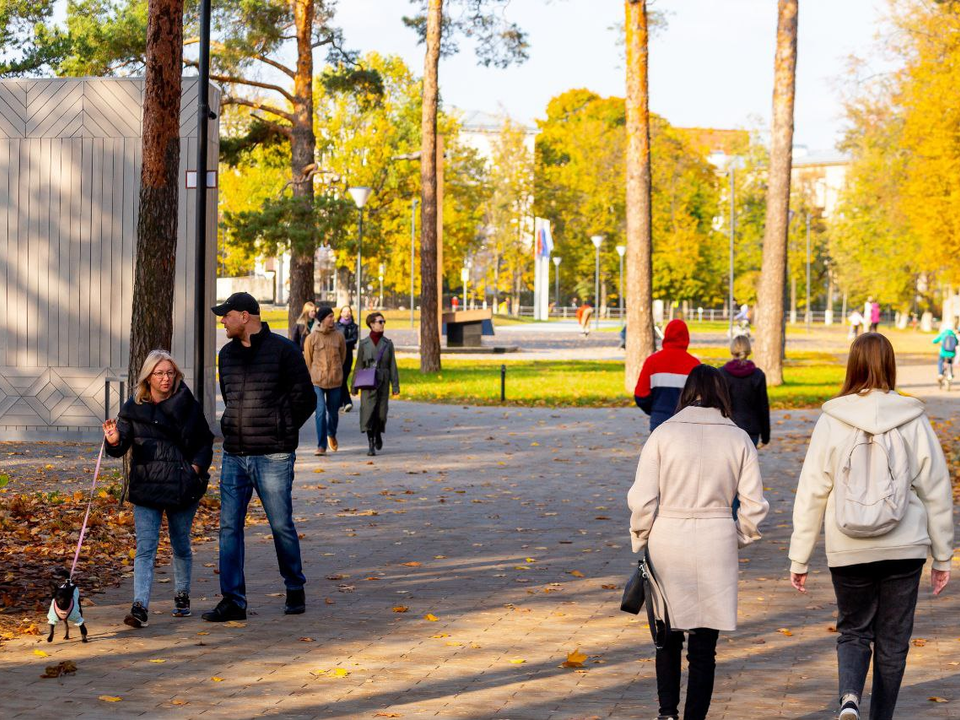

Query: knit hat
[316,306,334,322]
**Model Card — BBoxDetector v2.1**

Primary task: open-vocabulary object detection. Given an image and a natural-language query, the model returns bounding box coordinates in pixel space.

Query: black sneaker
[284,588,306,615]
[173,591,191,617]
[201,599,247,622]
[124,601,149,628]
[839,694,860,720]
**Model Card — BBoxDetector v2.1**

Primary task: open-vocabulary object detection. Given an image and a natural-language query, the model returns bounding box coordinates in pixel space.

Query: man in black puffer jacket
[203,292,317,623]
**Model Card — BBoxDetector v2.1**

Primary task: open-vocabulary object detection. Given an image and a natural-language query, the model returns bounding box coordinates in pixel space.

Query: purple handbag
[353,342,387,389]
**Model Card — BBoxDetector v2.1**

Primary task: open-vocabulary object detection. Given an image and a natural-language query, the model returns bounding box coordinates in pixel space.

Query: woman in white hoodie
[788,333,954,720]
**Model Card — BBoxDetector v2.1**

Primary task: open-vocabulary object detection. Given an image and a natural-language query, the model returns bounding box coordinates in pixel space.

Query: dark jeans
[340,352,354,407]
[831,559,924,720]
[655,627,720,720]
[313,386,341,449]
[218,452,306,609]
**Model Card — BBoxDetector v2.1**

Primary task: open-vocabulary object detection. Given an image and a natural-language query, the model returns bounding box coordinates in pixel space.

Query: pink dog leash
[70,441,106,580]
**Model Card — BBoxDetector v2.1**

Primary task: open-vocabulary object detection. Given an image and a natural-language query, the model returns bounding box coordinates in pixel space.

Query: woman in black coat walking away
[291,301,317,352]
[719,335,770,447]
[352,312,400,456]
[336,305,359,411]
[102,350,214,628]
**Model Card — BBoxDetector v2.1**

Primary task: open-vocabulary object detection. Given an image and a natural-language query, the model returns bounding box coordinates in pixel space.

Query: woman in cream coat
[628,365,769,720]
[788,333,953,720]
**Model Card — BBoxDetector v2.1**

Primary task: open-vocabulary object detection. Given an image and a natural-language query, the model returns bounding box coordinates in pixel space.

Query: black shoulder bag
[620,552,671,650]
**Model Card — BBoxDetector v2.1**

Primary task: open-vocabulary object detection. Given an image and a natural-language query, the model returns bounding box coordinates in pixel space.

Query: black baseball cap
[212,292,261,316]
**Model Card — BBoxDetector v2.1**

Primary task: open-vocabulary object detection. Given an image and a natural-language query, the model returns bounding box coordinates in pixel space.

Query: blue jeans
[133,502,198,608]
[938,355,953,376]
[313,386,341,450]
[218,452,305,609]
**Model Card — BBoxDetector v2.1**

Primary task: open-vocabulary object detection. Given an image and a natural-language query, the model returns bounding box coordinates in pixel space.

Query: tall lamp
[552,255,561,312]
[348,186,372,311]
[591,235,604,330]
[616,245,626,321]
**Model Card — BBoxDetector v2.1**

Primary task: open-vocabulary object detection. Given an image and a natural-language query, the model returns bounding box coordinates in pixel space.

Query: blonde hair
[135,350,183,404]
[730,335,752,360]
[296,301,317,327]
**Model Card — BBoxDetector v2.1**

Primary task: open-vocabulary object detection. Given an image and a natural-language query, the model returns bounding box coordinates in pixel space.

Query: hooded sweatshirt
[720,359,771,444]
[633,319,700,430]
[788,391,954,574]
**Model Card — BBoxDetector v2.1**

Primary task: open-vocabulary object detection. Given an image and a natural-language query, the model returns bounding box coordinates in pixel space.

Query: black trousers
[655,627,720,720]
[831,559,924,720]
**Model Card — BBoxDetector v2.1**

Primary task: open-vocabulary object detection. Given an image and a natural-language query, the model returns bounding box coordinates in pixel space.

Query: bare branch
[221,94,295,124]
[184,60,296,104]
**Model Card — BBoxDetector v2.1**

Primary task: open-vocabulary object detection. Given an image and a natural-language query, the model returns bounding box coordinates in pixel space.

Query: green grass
[397,353,845,409]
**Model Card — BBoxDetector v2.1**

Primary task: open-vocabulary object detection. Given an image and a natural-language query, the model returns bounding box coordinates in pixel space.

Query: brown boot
[328,436,338,452]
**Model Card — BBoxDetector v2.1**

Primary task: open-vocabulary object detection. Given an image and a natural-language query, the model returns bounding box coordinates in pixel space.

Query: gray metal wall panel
[0,78,218,438]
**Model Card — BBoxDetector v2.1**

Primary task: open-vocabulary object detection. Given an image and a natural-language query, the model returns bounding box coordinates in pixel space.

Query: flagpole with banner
[533,218,553,320]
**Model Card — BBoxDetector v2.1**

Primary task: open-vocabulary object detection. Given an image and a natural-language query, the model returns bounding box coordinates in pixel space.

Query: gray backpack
[835,428,912,538]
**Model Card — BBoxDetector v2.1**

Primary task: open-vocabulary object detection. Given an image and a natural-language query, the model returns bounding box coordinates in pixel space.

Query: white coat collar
[664,405,738,427]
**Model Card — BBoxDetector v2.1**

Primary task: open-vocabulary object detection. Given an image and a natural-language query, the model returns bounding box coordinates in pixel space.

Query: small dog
[47,570,88,643]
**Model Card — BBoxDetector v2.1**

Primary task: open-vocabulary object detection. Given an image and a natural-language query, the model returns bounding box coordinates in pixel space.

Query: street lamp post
[348,187,372,312]
[378,263,384,309]
[410,198,417,329]
[552,256,561,313]
[728,165,736,339]
[591,235,604,330]
[461,265,470,309]
[616,245,626,322]
[805,211,811,332]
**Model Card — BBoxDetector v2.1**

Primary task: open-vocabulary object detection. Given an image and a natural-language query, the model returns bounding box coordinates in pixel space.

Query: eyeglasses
[372,319,385,325]
[151,371,176,379]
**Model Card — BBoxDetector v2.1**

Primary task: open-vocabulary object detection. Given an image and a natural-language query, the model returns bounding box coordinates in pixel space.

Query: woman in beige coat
[628,365,769,720]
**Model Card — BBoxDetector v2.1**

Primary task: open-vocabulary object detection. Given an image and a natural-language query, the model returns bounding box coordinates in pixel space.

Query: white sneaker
[839,694,859,720]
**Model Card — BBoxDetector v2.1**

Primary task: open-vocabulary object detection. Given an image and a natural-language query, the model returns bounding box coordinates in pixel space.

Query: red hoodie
[633,319,700,430]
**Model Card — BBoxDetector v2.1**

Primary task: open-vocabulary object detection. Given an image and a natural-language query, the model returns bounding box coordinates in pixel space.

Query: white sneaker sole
[839,708,859,720]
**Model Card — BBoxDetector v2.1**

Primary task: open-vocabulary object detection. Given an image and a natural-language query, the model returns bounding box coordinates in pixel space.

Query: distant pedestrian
[869,299,881,332]
[848,309,864,339]
[205,292,316,622]
[336,305,359,412]
[352,312,400,456]
[628,365,769,720]
[933,321,958,381]
[633,319,700,431]
[103,350,213,628]
[788,333,954,720]
[576,301,594,335]
[304,306,346,456]
[719,335,770,448]
[291,301,317,351]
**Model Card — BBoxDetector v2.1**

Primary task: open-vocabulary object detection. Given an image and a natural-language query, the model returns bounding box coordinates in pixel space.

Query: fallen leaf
[196,631,209,636]
[392,606,409,613]
[568,570,585,578]
[400,561,422,567]
[914,638,927,647]
[40,660,77,679]
[211,677,224,682]
[299,637,315,642]
[424,613,439,622]
[223,621,246,628]
[509,658,526,664]
[929,696,950,703]
[561,649,589,669]
[98,696,122,702]
[148,659,167,664]
[374,714,401,718]
[33,649,48,657]
[171,700,188,706]
[778,628,793,637]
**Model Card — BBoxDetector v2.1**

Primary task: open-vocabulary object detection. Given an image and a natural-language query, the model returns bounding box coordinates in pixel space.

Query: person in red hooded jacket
[633,319,700,430]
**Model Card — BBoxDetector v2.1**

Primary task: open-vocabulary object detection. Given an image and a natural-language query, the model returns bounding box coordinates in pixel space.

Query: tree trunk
[287,0,317,329]
[624,0,655,393]
[754,0,798,386]
[129,0,184,386]
[419,0,443,372]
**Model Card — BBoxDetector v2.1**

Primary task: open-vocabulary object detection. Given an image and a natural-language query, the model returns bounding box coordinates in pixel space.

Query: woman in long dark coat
[352,312,399,456]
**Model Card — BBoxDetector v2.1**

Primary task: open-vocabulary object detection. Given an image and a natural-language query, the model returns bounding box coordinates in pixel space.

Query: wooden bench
[442,309,493,347]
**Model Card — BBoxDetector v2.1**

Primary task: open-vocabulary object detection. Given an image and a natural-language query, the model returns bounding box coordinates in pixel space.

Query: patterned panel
[25,80,84,137]
[0,82,26,138]
[0,367,126,426]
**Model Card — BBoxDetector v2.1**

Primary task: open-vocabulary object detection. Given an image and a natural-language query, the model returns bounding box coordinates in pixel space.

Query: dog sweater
[47,586,84,626]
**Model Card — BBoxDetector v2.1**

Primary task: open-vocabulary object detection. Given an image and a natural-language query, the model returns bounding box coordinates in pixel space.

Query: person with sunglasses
[352,312,400,456]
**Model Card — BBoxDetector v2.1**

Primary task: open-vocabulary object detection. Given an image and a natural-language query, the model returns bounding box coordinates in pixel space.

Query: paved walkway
[1,366,958,719]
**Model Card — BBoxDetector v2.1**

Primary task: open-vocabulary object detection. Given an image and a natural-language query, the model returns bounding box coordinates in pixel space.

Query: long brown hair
[837,332,896,397]
[677,364,733,418]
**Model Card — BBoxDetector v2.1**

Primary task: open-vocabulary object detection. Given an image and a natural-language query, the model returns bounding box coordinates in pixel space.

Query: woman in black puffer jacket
[103,350,213,629]
[719,335,771,447]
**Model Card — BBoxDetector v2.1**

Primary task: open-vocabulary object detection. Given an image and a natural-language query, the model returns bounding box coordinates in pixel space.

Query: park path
[1,364,958,719]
